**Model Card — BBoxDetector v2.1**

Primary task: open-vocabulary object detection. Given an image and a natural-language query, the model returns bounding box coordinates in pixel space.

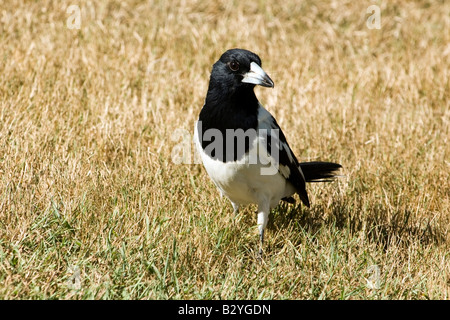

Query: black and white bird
[194,48,342,255]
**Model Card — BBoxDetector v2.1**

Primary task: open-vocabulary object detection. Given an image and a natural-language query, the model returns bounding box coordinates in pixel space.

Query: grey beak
[242,62,274,88]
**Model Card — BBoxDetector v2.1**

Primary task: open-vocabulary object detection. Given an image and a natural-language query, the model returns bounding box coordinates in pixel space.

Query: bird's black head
[199,49,274,160]
[206,49,274,105]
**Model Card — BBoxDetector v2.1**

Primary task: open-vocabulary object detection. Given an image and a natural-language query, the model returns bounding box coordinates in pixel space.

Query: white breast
[194,110,295,209]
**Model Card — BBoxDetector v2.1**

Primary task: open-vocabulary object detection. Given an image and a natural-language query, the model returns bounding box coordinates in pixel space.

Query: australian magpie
[194,48,342,255]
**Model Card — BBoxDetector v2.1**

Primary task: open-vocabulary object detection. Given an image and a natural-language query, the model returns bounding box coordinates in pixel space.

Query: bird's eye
[228,60,240,72]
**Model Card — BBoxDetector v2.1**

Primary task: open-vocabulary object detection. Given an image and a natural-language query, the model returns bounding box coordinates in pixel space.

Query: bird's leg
[257,204,269,259]
[258,229,265,258]
[231,202,239,226]
[231,202,239,215]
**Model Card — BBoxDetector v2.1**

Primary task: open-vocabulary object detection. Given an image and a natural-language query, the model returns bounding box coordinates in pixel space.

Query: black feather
[264,115,310,207]
[299,161,342,182]
[198,49,262,162]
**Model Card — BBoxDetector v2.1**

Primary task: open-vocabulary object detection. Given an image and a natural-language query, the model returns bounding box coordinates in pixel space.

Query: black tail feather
[299,161,342,182]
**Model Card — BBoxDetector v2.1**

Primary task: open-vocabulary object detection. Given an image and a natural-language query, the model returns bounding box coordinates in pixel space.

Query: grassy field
[0,0,449,299]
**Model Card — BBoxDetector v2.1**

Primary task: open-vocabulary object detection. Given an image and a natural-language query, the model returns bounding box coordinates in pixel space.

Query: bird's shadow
[267,198,446,251]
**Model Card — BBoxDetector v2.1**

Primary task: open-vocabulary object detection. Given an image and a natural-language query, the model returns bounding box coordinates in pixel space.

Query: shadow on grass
[268,198,446,250]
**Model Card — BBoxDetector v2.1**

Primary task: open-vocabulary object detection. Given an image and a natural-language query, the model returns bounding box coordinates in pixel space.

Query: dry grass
[0,0,449,299]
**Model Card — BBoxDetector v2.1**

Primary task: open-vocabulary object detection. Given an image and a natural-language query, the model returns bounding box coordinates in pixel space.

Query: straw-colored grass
[0,0,449,299]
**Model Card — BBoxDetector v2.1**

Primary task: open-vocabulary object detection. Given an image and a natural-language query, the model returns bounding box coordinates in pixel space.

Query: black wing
[257,106,310,207]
